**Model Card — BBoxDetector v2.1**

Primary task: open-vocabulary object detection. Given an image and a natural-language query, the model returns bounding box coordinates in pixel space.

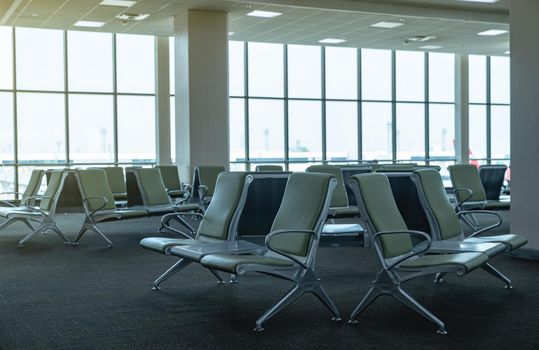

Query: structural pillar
[509,0,539,258]
[174,10,229,182]
[155,36,172,165]
[455,55,469,164]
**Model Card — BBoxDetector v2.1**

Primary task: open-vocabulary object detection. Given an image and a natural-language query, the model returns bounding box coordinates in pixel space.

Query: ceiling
[0,0,510,55]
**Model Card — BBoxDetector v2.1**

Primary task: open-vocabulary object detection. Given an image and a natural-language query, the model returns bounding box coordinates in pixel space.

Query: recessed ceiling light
[228,32,235,36]
[116,13,149,21]
[246,10,282,18]
[74,21,105,28]
[404,35,436,44]
[458,0,498,3]
[505,51,510,54]
[477,29,508,36]
[318,38,346,44]
[371,21,403,29]
[419,45,443,50]
[100,0,137,7]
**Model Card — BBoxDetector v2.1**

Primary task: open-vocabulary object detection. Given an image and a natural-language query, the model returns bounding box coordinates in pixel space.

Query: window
[288,100,322,161]
[229,41,245,96]
[0,26,13,89]
[116,34,155,94]
[117,96,156,162]
[287,45,321,98]
[0,92,14,162]
[229,98,246,162]
[396,103,425,160]
[361,49,392,101]
[248,99,284,161]
[326,102,358,161]
[469,105,487,159]
[248,42,284,97]
[16,27,64,91]
[325,47,357,99]
[429,53,455,103]
[362,102,392,161]
[396,50,425,102]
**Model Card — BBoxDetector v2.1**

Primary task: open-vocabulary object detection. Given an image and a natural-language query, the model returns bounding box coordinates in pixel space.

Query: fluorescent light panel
[371,21,403,29]
[478,29,508,36]
[246,10,282,18]
[419,45,443,50]
[100,0,137,7]
[318,38,346,44]
[74,20,105,28]
[458,0,498,3]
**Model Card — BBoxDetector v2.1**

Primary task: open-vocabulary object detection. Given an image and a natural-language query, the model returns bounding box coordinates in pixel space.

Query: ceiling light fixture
[370,21,403,29]
[477,29,508,36]
[457,0,499,3]
[419,45,443,50]
[228,32,235,36]
[74,20,105,28]
[116,13,149,21]
[246,10,282,18]
[100,0,137,7]
[318,38,346,44]
[505,51,510,54]
[403,35,436,44]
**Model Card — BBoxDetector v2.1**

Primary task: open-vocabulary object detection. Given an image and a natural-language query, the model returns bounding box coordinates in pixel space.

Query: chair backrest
[479,165,507,201]
[193,165,225,197]
[196,172,251,241]
[40,170,67,212]
[269,172,336,259]
[374,164,417,173]
[306,165,349,208]
[412,169,463,240]
[21,169,44,204]
[448,164,487,202]
[350,173,412,258]
[75,169,117,212]
[101,167,127,195]
[255,165,283,172]
[156,165,182,191]
[136,168,172,207]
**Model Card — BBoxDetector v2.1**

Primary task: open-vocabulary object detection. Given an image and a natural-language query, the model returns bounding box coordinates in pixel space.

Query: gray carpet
[0,211,538,350]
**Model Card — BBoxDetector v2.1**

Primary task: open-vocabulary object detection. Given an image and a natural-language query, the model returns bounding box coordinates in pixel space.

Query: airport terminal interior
[1,0,538,349]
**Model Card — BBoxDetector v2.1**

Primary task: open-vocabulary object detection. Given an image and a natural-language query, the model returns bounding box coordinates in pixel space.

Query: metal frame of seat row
[72,169,149,247]
[348,173,492,334]
[140,172,261,289]
[198,172,341,331]
[412,169,527,288]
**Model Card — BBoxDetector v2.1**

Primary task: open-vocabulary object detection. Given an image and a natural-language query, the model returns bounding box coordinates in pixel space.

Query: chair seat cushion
[175,203,200,212]
[200,254,294,274]
[95,209,148,221]
[0,207,36,218]
[465,234,527,251]
[399,252,488,273]
[113,192,128,201]
[140,237,199,254]
[170,240,262,262]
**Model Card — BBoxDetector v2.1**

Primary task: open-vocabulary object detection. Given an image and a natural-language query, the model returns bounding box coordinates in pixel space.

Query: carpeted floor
[0,212,538,350]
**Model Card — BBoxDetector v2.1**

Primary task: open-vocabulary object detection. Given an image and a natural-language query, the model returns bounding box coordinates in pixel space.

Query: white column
[455,55,469,164]
[174,10,229,183]
[510,0,539,258]
[155,36,171,165]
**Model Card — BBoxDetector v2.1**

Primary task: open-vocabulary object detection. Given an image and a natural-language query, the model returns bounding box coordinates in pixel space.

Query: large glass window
[326,101,358,161]
[325,47,357,99]
[248,42,284,97]
[0,92,14,163]
[16,27,64,91]
[288,100,322,161]
[17,93,66,163]
[396,51,425,102]
[396,103,425,160]
[116,34,155,94]
[248,99,284,161]
[469,55,487,104]
[0,26,13,90]
[117,96,156,162]
[287,45,321,98]
[490,56,510,104]
[229,41,245,96]
[229,98,246,163]
[362,102,392,161]
[361,49,392,101]
[69,94,114,163]
[67,31,113,92]
[429,53,455,103]
[469,105,488,159]
[491,105,510,159]
[429,104,455,159]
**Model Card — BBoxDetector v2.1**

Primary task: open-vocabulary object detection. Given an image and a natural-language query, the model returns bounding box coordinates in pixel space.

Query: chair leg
[50,225,70,245]
[0,218,17,231]
[91,225,113,247]
[152,259,192,291]
[207,268,225,284]
[348,286,380,323]
[434,272,446,284]
[254,285,303,331]
[18,227,45,247]
[22,219,35,231]
[72,225,89,246]
[312,285,341,321]
[482,263,512,289]
[392,286,447,335]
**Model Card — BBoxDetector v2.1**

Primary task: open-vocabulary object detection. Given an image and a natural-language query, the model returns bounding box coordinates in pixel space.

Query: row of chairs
[140,167,526,334]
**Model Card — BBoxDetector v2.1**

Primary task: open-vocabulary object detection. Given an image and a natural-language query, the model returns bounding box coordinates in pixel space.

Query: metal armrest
[265,229,316,269]
[372,230,432,270]
[182,182,191,192]
[453,188,473,210]
[23,196,53,216]
[82,196,109,217]
[0,192,23,207]
[198,185,209,203]
[457,210,502,237]
[161,212,203,238]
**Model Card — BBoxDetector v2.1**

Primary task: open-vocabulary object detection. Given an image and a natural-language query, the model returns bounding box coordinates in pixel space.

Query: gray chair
[73,169,149,247]
[479,164,508,201]
[99,167,128,202]
[412,168,527,287]
[255,165,283,172]
[348,173,491,334]
[156,165,190,202]
[449,164,510,211]
[0,169,44,231]
[199,172,341,331]
[140,172,259,289]
[191,165,225,206]
[306,165,360,219]
[3,170,70,247]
